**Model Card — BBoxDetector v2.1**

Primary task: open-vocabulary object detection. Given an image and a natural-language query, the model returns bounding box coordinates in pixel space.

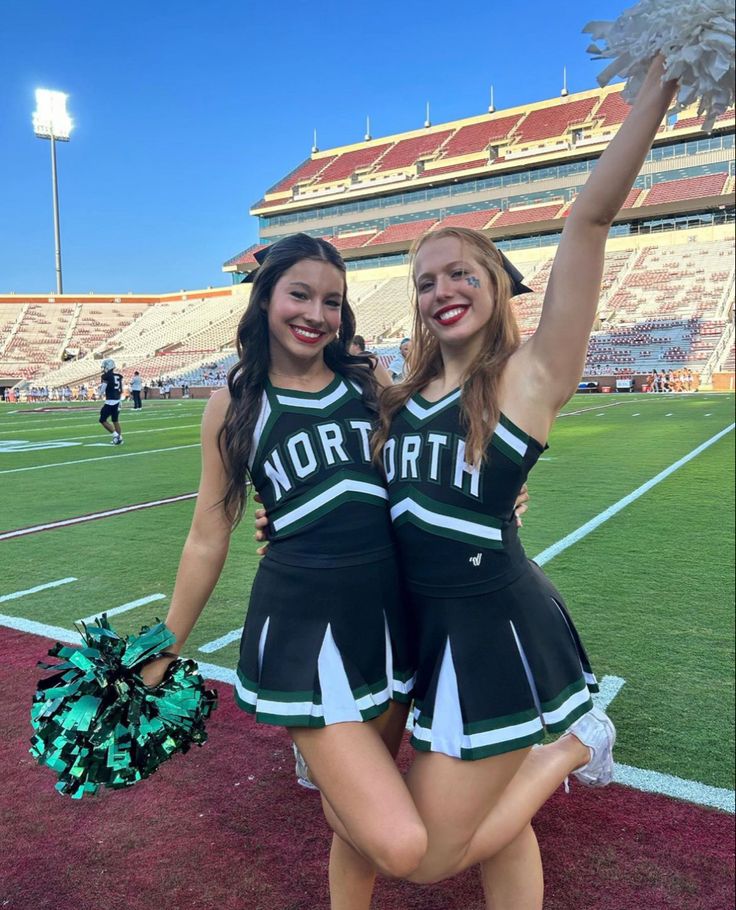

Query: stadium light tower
[32,88,73,295]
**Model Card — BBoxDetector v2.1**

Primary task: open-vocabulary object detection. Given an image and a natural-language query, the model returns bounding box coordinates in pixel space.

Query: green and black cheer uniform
[385,387,598,760]
[236,374,415,727]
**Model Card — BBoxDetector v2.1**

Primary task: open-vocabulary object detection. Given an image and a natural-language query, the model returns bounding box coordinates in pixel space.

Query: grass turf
[0,392,734,792]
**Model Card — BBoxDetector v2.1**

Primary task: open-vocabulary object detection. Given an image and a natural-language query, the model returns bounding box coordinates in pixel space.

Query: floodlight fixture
[32,88,72,294]
[33,89,73,141]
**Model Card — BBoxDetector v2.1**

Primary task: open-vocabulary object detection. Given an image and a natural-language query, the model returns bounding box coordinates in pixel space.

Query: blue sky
[0,0,625,294]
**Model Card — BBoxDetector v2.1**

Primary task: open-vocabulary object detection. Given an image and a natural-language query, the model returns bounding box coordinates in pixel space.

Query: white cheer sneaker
[566,706,617,788]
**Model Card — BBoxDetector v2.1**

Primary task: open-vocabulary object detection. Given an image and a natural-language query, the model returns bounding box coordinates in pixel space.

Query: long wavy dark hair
[218,233,378,524]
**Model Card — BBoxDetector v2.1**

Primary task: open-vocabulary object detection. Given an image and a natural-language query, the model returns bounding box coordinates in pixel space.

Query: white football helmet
[101,358,115,371]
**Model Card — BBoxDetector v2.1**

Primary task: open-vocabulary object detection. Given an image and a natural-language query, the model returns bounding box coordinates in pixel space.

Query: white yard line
[198,629,243,653]
[0,577,77,603]
[0,493,198,541]
[77,593,167,625]
[0,401,193,430]
[5,413,201,433]
[0,443,199,475]
[533,423,735,567]
[54,423,200,442]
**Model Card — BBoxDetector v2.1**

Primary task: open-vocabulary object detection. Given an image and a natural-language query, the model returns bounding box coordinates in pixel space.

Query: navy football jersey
[102,370,123,402]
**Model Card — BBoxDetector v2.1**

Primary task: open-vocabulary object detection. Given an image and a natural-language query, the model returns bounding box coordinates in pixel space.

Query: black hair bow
[241,241,532,295]
[498,251,533,296]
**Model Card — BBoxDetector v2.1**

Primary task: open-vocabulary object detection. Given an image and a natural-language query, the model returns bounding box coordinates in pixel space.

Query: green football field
[1,392,734,799]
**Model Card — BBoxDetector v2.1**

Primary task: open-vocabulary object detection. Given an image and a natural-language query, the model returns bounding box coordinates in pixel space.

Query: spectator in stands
[98,359,124,445]
[389,337,412,382]
[130,371,143,410]
[349,334,368,355]
[347,334,391,385]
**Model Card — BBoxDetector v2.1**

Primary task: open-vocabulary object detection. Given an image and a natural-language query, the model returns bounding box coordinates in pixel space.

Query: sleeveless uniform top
[385,387,545,596]
[250,374,394,568]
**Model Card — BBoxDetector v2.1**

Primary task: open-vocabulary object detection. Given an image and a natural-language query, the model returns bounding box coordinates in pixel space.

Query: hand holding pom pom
[29,615,217,798]
[584,0,735,130]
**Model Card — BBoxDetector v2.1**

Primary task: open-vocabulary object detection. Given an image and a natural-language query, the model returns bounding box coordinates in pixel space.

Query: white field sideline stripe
[9,412,201,432]
[3,410,193,431]
[0,493,198,541]
[0,613,731,812]
[0,577,77,603]
[614,764,735,813]
[54,423,200,442]
[77,593,167,626]
[559,401,628,417]
[0,443,199,475]
[533,423,735,566]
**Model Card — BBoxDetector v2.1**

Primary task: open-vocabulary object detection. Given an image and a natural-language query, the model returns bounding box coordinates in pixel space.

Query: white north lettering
[263,449,293,501]
[349,420,372,462]
[427,433,449,481]
[383,438,397,483]
[317,422,349,466]
[453,439,480,498]
[286,432,318,478]
[401,435,423,480]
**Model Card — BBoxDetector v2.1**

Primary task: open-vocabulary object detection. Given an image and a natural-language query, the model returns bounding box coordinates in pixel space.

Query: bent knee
[369,823,428,879]
[405,848,467,885]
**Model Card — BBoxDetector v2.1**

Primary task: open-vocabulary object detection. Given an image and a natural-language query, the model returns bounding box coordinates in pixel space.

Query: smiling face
[266,258,345,371]
[414,235,495,350]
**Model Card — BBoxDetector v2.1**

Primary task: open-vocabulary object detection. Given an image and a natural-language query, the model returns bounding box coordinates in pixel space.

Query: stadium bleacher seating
[512,97,598,144]
[367,218,438,246]
[645,173,728,206]
[312,144,393,185]
[374,131,454,172]
[4,85,734,393]
[439,114,522,159]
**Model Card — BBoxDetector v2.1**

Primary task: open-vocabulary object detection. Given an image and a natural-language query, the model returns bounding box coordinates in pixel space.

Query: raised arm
[141,388,234,684]
[520,56,678,413]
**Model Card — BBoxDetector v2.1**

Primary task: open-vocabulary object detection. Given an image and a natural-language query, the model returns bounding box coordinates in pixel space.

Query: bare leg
[291,701,424,884]
[479,824,543,910]
[100,421,114,434]
[324,701,410,910]
[406,734,588,883]
[329,836,378,910]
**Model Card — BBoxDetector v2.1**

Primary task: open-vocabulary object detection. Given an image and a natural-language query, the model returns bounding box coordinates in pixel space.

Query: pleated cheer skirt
[235,551,415,727]
[408,560,598,760]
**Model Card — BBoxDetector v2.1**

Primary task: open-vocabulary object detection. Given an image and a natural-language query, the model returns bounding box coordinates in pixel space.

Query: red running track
[1,627,733,910]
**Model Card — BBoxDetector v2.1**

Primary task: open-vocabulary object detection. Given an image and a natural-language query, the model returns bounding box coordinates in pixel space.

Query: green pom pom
[30,614,217,798]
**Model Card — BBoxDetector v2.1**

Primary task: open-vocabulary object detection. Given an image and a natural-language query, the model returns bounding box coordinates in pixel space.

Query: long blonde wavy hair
[373,227,521,466]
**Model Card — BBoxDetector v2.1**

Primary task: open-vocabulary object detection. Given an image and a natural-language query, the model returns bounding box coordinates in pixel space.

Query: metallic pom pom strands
[584,0,735,131]
[30,615,217,798]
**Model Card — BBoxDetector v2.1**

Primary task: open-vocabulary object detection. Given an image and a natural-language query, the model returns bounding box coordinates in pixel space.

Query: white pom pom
[584,0,735,131]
